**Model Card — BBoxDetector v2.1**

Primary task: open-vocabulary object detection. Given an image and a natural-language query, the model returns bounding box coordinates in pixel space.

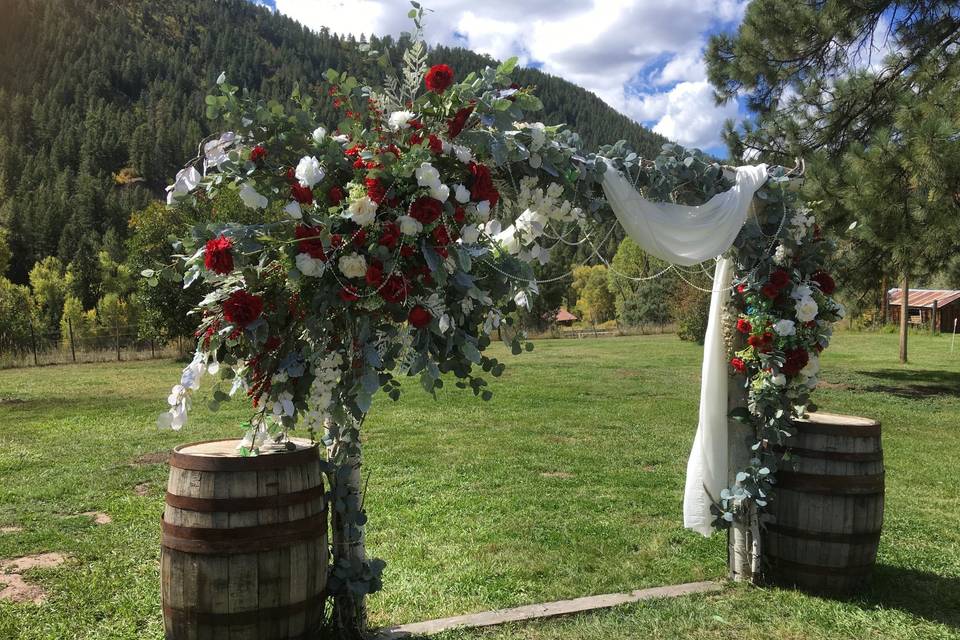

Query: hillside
[0,0,666,286]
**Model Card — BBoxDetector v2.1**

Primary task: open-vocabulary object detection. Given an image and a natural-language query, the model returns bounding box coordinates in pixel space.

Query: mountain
[0,0,667,286]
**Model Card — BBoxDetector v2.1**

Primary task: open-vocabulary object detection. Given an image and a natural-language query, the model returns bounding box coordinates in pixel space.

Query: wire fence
[0,320,191,369]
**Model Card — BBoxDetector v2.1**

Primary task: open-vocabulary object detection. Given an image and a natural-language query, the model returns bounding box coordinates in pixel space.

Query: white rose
[791,283,813,300]
[770,373,786,386]
[348,196,378,227]
[166,166,201,204]
[460,224,480,244]
[415,162,440,188]
[296,253,325,277]
[773,319,796,336]
[529,153,542,169]
[312,126,327,144]
[238,182,268,209]
[528,123,546,151]
[453,145,472,164]
[800,355,820,378]
[454,184,471,203]
[284,201,302,219]
[387,110,415,131]
[795,296,819,322]
[338,253,367,279]
[397,215,423,236]
[429,183,450,202]
[295,155,324,188]
[773,244,790,266]
[476,200,491,221]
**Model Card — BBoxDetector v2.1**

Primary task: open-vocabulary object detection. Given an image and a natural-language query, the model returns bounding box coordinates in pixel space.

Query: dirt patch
[134,483,152,496]
[1,553,69,573]
[616,369,644,378]
[540,471,575,479]
[0,526,22,534]
[81,512,112,525]
[641,464,659,472]
[131,450,171,465]
[817,380,855,390]
[0,573,46,604]
[0,397,26,405]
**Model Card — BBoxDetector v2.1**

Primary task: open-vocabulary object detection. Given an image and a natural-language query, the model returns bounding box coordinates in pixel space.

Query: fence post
[115,319,121,362]
[68,319,77,363]
[30,323,38,366]
[150,338,155,359]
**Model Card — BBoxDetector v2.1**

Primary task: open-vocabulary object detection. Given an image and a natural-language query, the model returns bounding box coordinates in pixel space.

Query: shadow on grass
[845,564,960,629]
[854,368,960,399]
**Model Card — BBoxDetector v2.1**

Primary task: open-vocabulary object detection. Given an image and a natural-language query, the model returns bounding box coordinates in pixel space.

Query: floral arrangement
[153,11,589,621]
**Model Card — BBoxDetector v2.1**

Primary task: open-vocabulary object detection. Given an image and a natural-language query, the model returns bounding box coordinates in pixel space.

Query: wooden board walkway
[375,581,723,638]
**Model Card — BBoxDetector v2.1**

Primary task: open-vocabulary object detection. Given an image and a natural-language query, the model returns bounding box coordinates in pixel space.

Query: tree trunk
[880,274,889,326]
[931,299,939,335]
[325,417,368,637]
[899,273,909,364]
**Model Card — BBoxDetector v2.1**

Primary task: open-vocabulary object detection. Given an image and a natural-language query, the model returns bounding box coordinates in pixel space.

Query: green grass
[0,332,958,639]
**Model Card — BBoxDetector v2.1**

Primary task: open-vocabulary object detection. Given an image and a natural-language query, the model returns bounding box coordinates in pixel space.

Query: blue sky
[251,0,749,157]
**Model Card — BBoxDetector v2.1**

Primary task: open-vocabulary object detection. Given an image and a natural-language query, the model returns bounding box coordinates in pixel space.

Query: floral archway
[155,15,842,634]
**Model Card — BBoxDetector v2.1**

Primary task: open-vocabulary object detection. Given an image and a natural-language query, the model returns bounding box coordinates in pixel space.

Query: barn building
[887,288,960,333]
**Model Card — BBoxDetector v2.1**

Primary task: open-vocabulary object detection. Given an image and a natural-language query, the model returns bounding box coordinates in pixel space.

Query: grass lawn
[0,331,958,639]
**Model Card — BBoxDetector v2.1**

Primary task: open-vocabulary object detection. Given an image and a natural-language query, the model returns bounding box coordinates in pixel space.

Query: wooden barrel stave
[763,412,884,593]
[161,439,327,640]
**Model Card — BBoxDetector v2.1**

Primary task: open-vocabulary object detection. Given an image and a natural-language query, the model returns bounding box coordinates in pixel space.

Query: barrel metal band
[161,511,326,554]
[771,445,884,462]
[764,522,882,544]
[776,471,885,495]
[169,440,319,471]
[163,590,326,625]
[767,555,875,577]
[165,484,326,512]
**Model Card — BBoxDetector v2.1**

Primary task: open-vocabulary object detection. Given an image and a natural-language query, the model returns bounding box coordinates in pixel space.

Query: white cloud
[270,0,749,153]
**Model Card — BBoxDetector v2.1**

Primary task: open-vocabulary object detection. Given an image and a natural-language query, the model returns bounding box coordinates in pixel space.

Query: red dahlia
[295,225,326,260]
[427,134,443,154]
[249,145,268,163]
[410,197,443,225]
[408,305,432,328]
[365,260,384,287]
[291,182,314,205]
[424,64,454,93]
[328,185,346,205]
[769,269,791,289]
[432,224,451,246]
[447,104,475,138]
[782,348,810,376]
[468,162,499,206]
[338,285,360,302]
[761,283,780,299]
[365,177,387,203]
[204,235,234,275]
[736,318,751,334]
[730,357,746,374]
[223,290,263,328]
[811,271,836,295]
[380,274,409,304]
[379,222,401,250]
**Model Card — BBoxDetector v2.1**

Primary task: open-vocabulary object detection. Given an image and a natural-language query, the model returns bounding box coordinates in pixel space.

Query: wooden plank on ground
[375,581,723,638]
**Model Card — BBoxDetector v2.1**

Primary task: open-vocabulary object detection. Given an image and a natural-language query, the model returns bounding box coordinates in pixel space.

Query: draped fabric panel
[600,162,769,536]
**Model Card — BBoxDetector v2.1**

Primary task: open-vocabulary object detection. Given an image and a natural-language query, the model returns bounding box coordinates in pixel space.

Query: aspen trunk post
[727,369,754,582]
[325,417,368,637]
[68,319,76,363]
[880,274,889,326]
[931,299,938,335]
[899,274,909,364]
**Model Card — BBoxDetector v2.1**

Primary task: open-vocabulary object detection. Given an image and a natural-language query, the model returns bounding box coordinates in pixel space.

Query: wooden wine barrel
[161,438,328,640]
[763,412,884,593]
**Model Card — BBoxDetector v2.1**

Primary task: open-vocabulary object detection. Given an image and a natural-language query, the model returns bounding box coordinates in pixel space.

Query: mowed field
[0,332,958,639]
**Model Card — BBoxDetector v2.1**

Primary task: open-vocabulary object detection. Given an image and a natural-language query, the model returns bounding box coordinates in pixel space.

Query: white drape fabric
[599,161,769,537]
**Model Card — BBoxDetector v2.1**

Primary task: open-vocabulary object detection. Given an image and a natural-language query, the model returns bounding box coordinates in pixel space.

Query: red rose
[747,335,763,349]
[249,145,268,163]
[770,269,791,289]
[730,357,746,374]
[812,271,836,295]
[432,224,451,246]
[761,283,780,299]
[379,222,401,250]
[365,260,384,287]
[425,64,454,93]
[285,167,296,183]
[468,162,499,206]
[408,119,423,130]
[291,182,314,205]
[447,104,475,138]
[328,185,346,205]
[736,318,751,334]
[408,132,424,147]
[782,348,810,376]
[453,206,466,224]
[736,284,747,295]
[330,234,343,248]
[366,177,386,203]
[295,225,326,260]
[380,274,409,304]
[204,235,234,275]
[400,244,415,258]
[427,134,443,154]
[762,332,773,344]
[338,285,360,302]
[409,304,432,328]
[223,290,263,328]
[353,229,367,247]
[410,197,443,225]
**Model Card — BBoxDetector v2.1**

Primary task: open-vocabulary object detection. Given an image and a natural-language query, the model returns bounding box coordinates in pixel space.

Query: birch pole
[727,367,754,582]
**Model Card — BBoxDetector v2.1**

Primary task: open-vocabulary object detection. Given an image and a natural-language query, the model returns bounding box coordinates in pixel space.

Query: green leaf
[497,56,518,76]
